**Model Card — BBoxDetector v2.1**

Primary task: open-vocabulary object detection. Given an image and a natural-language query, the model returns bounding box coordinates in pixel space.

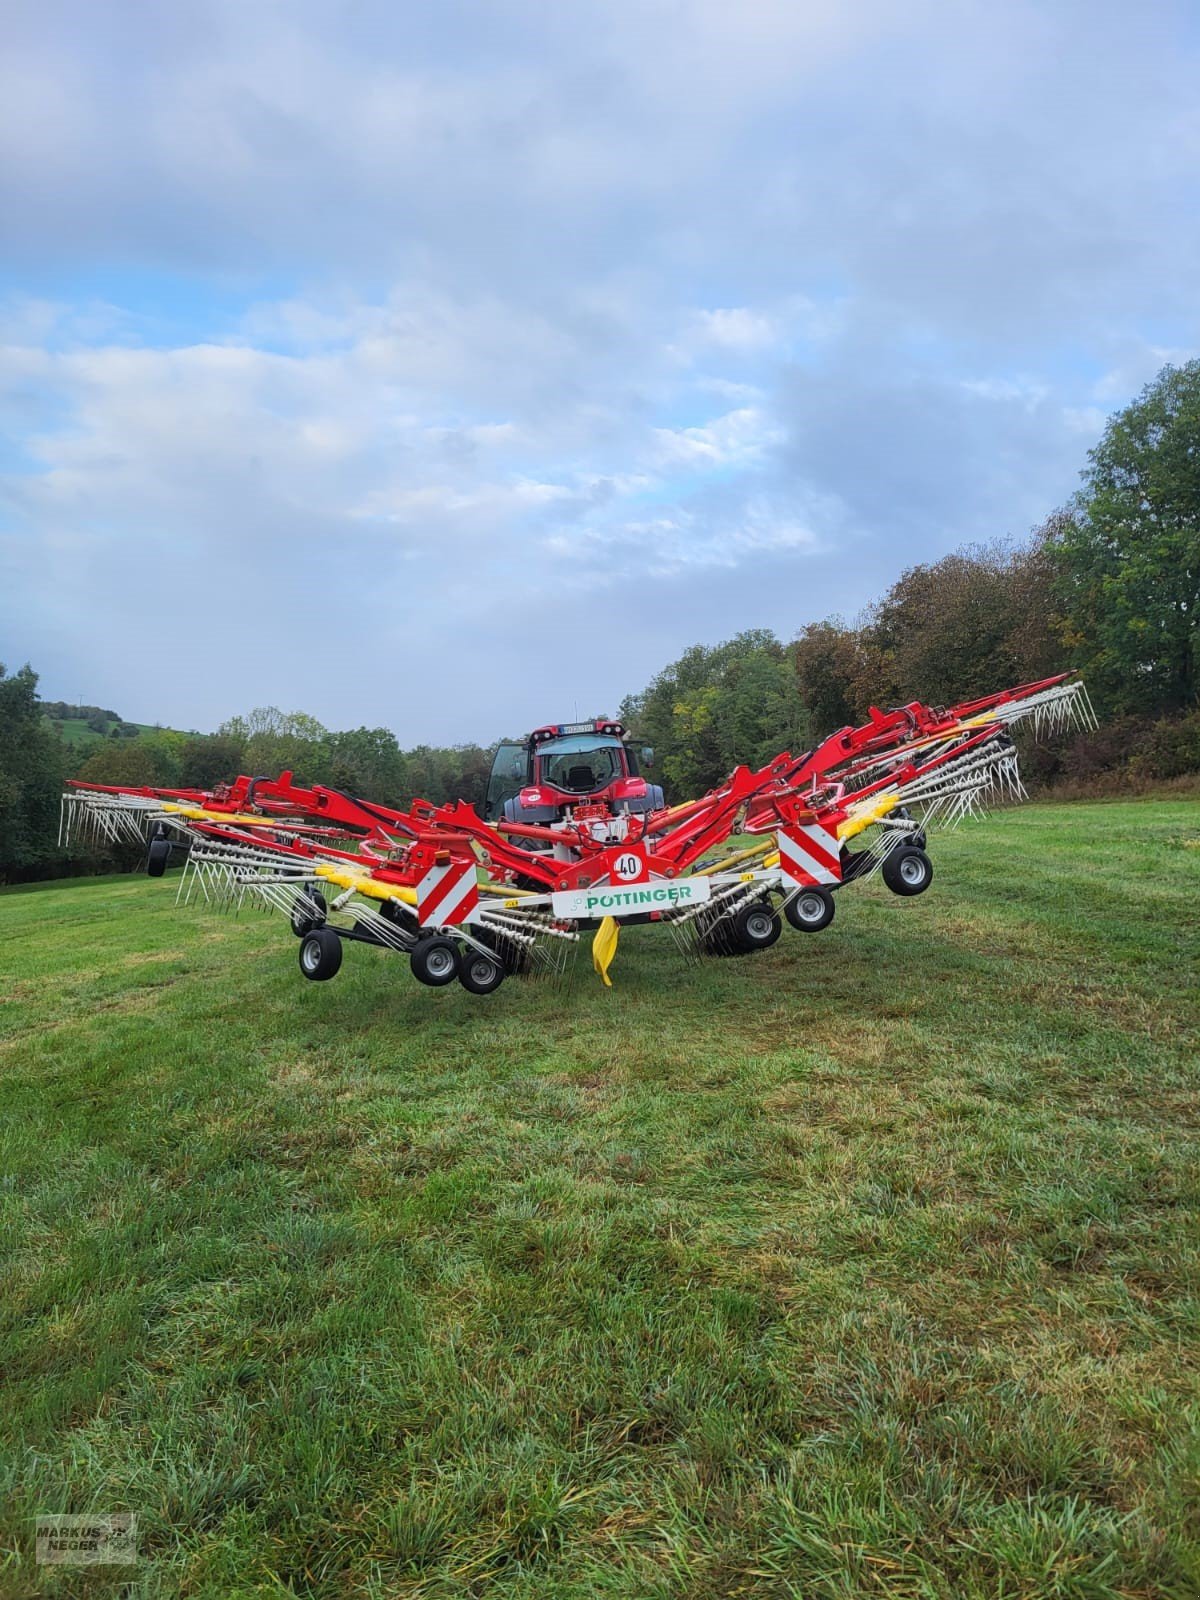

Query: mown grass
[1,797,1198,1599]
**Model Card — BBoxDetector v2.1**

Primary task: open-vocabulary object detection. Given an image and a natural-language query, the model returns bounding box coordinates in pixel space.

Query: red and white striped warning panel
[416,858,479,926]
[777,822,842,887]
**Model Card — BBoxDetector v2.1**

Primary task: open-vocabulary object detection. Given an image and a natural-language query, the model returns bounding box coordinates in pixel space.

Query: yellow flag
[592,916,619,986]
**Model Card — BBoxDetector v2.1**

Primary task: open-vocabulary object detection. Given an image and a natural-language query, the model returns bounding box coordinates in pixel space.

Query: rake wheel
[410,936,461,987]
[881,846,933,897]
[298,927,343,981]
[147,838,172,878]
[785,886,836,932]
[459,949,506,995]
[732,900,782,952]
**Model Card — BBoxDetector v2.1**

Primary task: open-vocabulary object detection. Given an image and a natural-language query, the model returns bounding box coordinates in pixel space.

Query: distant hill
[41,704,193,748]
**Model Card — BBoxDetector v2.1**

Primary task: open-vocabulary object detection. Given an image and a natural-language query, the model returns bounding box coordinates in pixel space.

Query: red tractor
[483,718,664,828]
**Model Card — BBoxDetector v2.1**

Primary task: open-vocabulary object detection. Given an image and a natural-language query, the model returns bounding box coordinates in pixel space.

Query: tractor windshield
[483,742,530,821]
[537,735,624,794]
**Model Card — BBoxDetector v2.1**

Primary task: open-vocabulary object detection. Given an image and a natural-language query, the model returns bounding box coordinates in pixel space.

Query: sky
[1,0,1197,744]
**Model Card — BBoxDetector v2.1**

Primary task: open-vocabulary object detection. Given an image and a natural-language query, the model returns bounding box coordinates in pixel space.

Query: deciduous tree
[0,664,65,879]
[1054,361,1200,714]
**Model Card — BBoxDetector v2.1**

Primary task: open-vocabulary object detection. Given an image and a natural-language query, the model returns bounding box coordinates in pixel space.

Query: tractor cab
[483,719,664,825]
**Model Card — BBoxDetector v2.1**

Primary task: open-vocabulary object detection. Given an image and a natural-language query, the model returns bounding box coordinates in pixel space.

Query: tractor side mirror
[641,746,655,768]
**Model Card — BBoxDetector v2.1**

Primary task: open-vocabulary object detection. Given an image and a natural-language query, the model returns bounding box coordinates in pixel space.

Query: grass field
[43,719,186,751]
[2,797,1198,1598]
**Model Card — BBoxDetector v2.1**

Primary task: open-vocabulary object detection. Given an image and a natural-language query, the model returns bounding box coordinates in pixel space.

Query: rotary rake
[60,673,1095,996]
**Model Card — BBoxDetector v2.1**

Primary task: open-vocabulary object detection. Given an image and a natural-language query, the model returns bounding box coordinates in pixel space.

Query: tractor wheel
[410,937,461,987]
[146,838,171,878]
[458,948,506,996]
[290,888,328,937]
[732,900,782,953]
[785,886,836,933]
[298,927,343,981]
[881,846,933,897]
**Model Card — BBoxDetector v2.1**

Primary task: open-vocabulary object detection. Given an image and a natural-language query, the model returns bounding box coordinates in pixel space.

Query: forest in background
[3,360,1197,882]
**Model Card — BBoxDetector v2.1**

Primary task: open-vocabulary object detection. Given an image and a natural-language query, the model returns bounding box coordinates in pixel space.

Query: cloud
[651,408,782,470]
[690,309,778,351]
[1,0,1198,741]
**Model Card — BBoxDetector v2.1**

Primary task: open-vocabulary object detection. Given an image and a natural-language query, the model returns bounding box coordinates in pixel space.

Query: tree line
[623,360,1198,794]
[0,688,505,882]
[62,708,498,816]
[2,360,1196,882]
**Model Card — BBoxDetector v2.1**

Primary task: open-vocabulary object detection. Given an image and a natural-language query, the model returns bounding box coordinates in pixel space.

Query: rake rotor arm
[943,672,1074,721]
[833,721,1012,813]
[425,799,565,888]
[66,779,214,803]
[226,773,420,842]
[638,756,799,874]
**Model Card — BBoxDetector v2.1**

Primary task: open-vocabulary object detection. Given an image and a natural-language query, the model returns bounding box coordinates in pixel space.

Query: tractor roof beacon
[483,718,664,829]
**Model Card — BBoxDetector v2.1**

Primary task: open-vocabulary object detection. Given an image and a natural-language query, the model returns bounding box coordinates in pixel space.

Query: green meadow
[1,797,1198,1598]
[42,719,179,751]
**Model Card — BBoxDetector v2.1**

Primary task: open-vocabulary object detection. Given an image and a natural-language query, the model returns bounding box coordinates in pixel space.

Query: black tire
[290,888,328,937]
[298,927,342,981]
[785,885,836,932]
[881,846,934,897]
[410,936,461,987]
[146,838,171,878]
[458,948,506,995]
[732,900,782,952]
